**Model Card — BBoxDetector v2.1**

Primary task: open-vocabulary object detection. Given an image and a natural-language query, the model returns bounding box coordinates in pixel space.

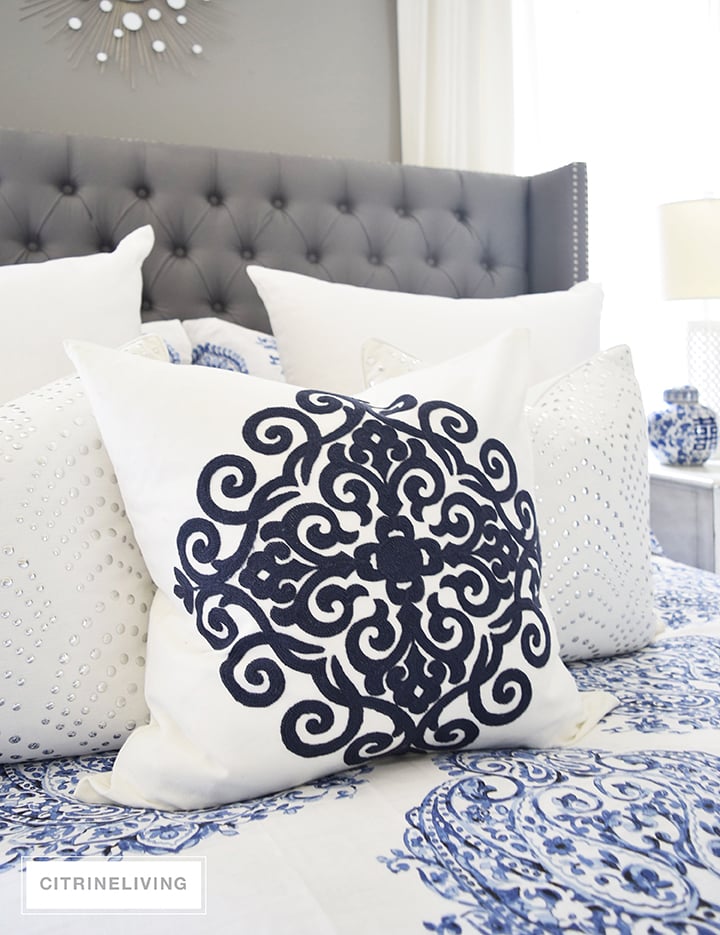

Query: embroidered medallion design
[382,748,720,934]
[173,390,545,763]
[192,342,249,372]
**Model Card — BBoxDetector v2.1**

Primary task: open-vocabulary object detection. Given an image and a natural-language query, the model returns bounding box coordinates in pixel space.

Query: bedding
[0,126,716,934]
[0,555,718,933]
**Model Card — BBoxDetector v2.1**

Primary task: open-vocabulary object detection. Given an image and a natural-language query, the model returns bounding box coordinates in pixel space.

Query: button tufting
[307,251,319,264]
[207,193,222,206]
[337,202,350,214]
[241,248,255,260]
[141,298,152,312]
[427,256,437,267]
[454,209,467,222]
[135,186,150,199]
[272,197,285,209]
[396,206,407,217]
[369,254,380,265]
[26,241,39,253]
[211,301,226,314]
[61,183,76,196]
[173,246,187,258]
[99,242,114,253]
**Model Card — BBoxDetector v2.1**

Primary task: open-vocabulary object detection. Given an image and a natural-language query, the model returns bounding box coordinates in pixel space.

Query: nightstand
[649,459,720,571]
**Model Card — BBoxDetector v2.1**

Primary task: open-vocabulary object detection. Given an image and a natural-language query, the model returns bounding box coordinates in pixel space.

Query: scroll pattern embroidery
[174,390,546,764]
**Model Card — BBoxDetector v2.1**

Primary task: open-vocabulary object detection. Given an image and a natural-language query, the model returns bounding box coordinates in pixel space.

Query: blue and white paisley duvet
[2,554,719,934]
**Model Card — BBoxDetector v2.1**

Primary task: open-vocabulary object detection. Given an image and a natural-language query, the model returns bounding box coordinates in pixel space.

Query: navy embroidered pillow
[66,330,614,810]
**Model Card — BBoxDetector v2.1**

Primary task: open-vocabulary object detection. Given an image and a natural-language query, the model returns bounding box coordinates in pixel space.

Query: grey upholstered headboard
[0,127,587,333]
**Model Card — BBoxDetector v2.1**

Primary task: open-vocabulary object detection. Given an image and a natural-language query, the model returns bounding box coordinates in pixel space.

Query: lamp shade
[660,198,720,299]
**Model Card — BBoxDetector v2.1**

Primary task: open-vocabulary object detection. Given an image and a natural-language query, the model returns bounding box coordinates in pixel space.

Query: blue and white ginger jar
[647,385,717,465]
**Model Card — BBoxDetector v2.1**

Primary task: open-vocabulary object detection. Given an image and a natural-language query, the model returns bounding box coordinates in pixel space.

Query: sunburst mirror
[20,0,223,86]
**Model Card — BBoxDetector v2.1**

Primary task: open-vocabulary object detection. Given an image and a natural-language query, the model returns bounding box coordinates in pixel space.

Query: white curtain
[396,0,514,172]
[396,0,720,408]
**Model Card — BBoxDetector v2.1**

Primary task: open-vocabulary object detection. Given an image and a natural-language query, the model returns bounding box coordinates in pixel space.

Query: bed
[1,126,719,934]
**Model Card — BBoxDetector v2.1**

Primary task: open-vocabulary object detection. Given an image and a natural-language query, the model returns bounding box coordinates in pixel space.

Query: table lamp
[660,198,720,415]
[650,198,720,464]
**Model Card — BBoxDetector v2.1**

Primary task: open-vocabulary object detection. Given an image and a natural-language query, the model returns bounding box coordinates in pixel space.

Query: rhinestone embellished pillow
[526,345,661,660]
[67,330,613,810]
[0,337,167,762]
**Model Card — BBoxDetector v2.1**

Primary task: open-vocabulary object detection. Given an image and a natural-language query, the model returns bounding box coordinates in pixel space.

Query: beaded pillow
[0,336,167,763]
[67,329,614,810]
[526,346,660,659]
[359,340,660,660]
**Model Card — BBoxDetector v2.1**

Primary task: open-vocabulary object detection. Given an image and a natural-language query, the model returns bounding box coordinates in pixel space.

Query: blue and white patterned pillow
[141,318,285,379]
[183,318,284,381]
[191,341,249,371]
[66,330,614,810]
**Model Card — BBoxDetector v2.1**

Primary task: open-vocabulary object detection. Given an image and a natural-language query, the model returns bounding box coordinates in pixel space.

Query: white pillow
[246,266,603,394]
[0,335,167,763]
[526,346,661,660]
[358,339,660,661]
[0,226,154,402]
[67,329,614,810]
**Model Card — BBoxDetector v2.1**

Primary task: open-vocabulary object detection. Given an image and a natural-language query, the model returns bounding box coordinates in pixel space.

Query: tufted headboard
[0,127,587,333]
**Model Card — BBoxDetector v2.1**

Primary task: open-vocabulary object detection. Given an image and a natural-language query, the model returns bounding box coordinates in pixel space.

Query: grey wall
[0,1,400,162]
